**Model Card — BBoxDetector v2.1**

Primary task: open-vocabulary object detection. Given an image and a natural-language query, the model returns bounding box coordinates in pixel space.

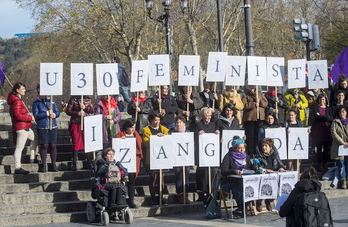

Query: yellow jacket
[142,125,169,165]
[284,89,309,126]
[219,90,244,124]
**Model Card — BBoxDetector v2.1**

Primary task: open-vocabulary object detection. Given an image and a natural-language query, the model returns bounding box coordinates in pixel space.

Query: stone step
[0,179,92,194]
[0,169,93,184]
[0,143,74,157]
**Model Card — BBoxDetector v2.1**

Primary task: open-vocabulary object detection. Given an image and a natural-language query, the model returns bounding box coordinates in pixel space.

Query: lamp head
[145,0,154,10]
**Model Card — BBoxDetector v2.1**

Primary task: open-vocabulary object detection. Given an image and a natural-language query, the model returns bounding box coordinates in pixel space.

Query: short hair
[335,89,346,98]
[221,103,237,118]
[316,93,329,106]
[262,138,274,148]
[103,147,115,158]
[339,74,347,83]
[148,111,162,123]
[287,108,298,116]
[199,107,212,118]
[175,114,187,125]
[300,166,318,180]
[11,82,26,95]
[336,106,348,119]
[121,119,136,132]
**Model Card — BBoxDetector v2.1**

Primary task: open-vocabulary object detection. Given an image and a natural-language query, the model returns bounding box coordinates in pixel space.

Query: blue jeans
[120,85,131,103]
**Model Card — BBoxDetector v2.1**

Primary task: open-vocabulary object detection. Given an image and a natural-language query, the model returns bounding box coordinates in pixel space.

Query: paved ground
[29,197,348,227]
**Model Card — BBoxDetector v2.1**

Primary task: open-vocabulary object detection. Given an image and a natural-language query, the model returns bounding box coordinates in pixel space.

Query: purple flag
[0,61,5,86]
[331,46,348,83]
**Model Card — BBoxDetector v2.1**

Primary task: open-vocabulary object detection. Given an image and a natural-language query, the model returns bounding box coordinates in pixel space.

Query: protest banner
[149,135,173,170]
[96,63,119,95]
[178,55,200,86]
[221,130,245,159]
[148,55,171,86]
[266,57,285,87]
[259,173,279,200]
[206,52,228,82]
[308,60,328,89]
[287,127,309,159]
[70,63,94,95]
[171,132,195,167]
[112,138,137,173]
[40,63,63,96]
[243,175,262,203]
[225,56,246,86]
[278,171,298,195]
[287,59,306,89]
[265,128,287,160]
[84,115,103,153]
[199,133,220,167]
[130,60,149,92]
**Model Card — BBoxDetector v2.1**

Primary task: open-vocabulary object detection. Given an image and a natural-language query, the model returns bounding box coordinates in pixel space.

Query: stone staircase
[0,112,204,226]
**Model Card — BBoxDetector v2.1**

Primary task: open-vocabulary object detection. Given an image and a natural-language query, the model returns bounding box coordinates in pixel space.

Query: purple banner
[0,61,5,86]
[331,46,348,83]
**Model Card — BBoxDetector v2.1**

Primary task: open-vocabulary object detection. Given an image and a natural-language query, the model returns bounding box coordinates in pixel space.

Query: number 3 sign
[71,63,94,95]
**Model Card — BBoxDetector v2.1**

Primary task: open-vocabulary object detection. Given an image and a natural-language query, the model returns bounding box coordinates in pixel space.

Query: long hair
[11,82,25,95]
[300,166,318,180]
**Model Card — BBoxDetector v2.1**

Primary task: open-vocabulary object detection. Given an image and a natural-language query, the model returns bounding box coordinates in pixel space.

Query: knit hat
[232,139,244,149]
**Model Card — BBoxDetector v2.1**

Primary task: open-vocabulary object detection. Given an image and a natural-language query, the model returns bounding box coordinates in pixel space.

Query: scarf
[100,96,117,115]
[340,117,348,125]
[230,151,247,170]
[131,96,147,103]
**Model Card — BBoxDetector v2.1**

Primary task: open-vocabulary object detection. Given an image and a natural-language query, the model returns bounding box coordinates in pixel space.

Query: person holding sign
[32,84,60,172]
[242,85,268,156]
[284,88,308,126]
[216,103,240,131]
[265,86,288,125]
[142,112,169,206]
[219,85,244,124]
[258,113,282,142]
[255,138,286,212]
[66,95,94,171]
[330,106,348,189]
[311,94,333,172]
[169,115,193,204]
[176,86,204,130]
[127,91,153,135]
[7,82,37,174]
[151,85,178,130]
[94,95,121,149]
[115,119,143,208]
[195,107,220,201]
[220,138,253,218]
[199,81,220,119]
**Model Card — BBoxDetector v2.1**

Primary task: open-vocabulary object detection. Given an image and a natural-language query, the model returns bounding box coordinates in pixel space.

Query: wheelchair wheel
[124,208,133,224]
[101,211,109,226]
[86,201,96,223]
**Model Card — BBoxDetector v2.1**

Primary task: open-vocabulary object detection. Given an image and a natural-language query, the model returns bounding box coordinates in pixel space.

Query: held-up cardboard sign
[112,138,137,173]
[84,115,103,153]
[265,128,287,160]
[287,127,309,160]
[40,63,63,96]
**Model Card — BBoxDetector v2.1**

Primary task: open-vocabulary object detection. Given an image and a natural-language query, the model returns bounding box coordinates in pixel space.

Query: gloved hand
[97,184,104,189]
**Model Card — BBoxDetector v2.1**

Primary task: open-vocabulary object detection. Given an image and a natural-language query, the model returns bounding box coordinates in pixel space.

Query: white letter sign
[96,63,119,95]
[148,55,170,86]
[287,127,309,159]
[112,138,137,173]
[40,63,63,95]
[267,57,285,87]
[71,63,94,95]
[288,59,306,89]
[199,133,220,167]
[221,130,245,160]
[206,52,228,82]
[265,128,287,160]
[84,115,103,153]
[150,135,173,170]
[308,60,328,89]
[178,55,200,86]
[172,132,195,167]
[225,56,246,86]
[130,60,149,92]
[247,56,267,86]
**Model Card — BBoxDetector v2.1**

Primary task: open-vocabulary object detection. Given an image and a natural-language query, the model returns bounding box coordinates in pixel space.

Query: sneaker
[15,168,29,174]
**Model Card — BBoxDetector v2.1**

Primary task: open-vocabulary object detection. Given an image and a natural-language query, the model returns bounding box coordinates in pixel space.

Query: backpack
[294,190,333,227]
[105,163,121,184]
[121,67,131,86]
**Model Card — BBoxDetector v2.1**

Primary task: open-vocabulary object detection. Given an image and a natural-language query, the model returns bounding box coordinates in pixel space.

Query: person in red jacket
[7,82,37,174]
[115,119,143,208]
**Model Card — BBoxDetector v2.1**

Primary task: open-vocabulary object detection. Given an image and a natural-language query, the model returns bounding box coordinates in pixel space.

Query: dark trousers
[196,167,217,194]
[244,121,260,156]
[174,166,190,194]
[127,173,135,202]
[316,141,330,164]
[222,179,243,210]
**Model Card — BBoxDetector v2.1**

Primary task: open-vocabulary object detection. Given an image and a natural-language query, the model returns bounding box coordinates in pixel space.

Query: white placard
[171,132,195,167]
[40,63,63,95]
[278,171,298,195]
[130,60,149,92]
[148,55,171,86]
[338,145,348,156]
[96,63,119,95]
[267,57,285,87]
[150,135,173,170]
[308,60,328,89]
[199,133,220,167]
[287,127,309,159]
[247,56,267,86]
[265,128,287,160]
[225,56,246,86]
[84,115,103,153]
[178,55,200,86]
[259,173,279,200]
[287,59,306,89]
[206,52,228,82]
[112,138,137,173]
[243,175,261,203]
[221,130,245,160]
[71,63,94,95]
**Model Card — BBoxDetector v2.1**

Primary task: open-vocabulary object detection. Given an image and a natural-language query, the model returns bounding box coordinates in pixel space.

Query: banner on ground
[40,63,63,95]
[96,63,119,95]
[70,63,94,95]
[112,138,137,173]
[287,127,309,159]
[150,135,173,170]
[171,132,195,167]
[84,115,103,153]
[265,128,287,160]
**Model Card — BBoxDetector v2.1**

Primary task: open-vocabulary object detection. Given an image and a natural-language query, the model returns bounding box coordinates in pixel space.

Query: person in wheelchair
[95,147,129,207]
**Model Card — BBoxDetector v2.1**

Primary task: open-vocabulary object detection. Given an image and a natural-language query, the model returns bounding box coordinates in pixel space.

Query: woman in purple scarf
[330,106,348,189]
[220,138,252,218]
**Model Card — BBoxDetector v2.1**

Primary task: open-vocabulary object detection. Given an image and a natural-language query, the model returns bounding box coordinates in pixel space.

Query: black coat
[220,152,252,185]
[127,98,153,134]
[265,92,288,124]
[279,178,322,227]
[255,145,286,171]
[151,93,178,125]
[216,115,240,131]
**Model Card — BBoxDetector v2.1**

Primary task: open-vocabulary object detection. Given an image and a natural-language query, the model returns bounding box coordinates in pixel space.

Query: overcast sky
[0,0,36,39]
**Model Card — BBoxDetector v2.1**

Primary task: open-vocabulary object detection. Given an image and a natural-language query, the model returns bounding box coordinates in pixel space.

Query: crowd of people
[6,72,348,217]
